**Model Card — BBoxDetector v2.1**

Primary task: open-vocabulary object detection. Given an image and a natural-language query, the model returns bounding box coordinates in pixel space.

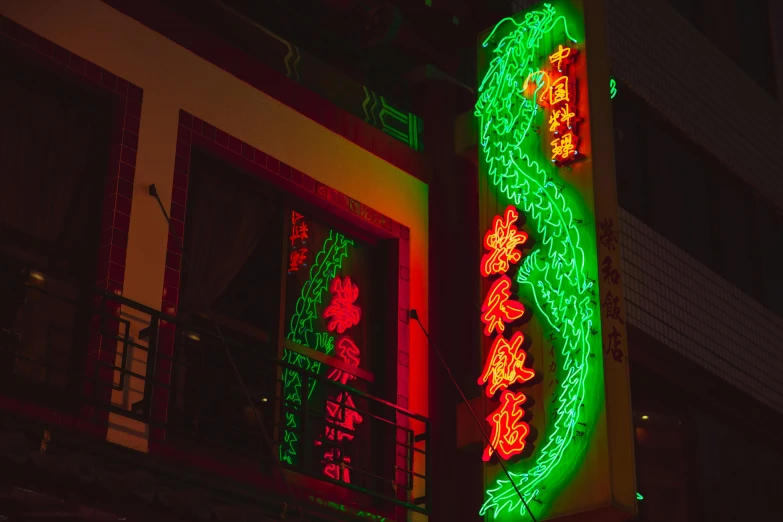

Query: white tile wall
[619,209,783,414]
[606,0,783,210]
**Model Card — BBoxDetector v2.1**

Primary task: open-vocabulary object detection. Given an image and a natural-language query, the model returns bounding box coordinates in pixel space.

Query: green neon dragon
[476,4,602,520]
[280,230,353,465]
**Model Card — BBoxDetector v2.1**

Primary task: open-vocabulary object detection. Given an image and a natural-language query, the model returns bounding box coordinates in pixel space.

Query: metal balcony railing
[0,260,429,514]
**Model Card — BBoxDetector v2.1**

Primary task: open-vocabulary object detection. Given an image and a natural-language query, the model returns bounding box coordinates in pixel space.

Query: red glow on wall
[480,206,528,278]
[481,275,525,336]
[324,276,362,334]
[482,390,531,462]
[478,331,535,398]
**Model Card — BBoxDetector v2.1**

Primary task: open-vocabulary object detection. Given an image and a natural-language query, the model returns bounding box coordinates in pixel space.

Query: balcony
[0,258,429,519]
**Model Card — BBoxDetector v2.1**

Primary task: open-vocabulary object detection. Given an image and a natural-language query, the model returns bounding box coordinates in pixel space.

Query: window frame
[0,16,142,435]
[157,110,412,447]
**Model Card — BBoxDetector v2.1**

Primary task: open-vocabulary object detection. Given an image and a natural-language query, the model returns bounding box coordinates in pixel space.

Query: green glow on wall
[362,87,423,150]
[476,3,604,520]
[280,230,353,465]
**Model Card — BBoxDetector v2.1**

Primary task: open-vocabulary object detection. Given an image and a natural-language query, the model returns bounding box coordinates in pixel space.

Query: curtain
[0,54,109,388]
[0,61,98,258]
[178,149,279,315]
[174,150,281,435]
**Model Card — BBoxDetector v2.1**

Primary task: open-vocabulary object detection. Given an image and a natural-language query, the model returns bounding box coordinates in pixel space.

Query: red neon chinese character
[323,392,363,443]
[549,45,576,71]
[481,276,525,336]
[324,449,352,483]
[290,221,309,246]
[551,132,578,161]
[288,248,308,272]
[540,75,571,106]
[481,206,528,277]
[327,336,361,385]
[548,103,576,132]
[483,390,531,462]
[323,276,361,333]
[478,331,535,397]
[292,211,304,224]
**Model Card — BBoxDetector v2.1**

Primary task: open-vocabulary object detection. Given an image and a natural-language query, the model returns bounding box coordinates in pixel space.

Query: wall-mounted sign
[476,1,636,520]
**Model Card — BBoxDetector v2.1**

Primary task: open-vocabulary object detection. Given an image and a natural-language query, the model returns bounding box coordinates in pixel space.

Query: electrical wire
[148,184,306,521]
[409,309,538,522]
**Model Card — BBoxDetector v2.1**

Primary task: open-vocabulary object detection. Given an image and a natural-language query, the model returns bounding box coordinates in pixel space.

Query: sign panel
[475,1,636,520]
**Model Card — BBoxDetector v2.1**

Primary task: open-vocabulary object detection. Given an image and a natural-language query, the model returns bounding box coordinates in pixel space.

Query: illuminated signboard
[476,1,636,520]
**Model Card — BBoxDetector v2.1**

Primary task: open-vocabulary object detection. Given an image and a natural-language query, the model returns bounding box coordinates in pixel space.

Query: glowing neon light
[478,331,536,398]
[548,103,576,132]
[290,210,309,246]
[289,248,308,272]
[324,449,352,483]
[481,276,526,336]
[326,336,361,385]
[483,390,531,462]
[319,277,363,483]
[481,206,528,278]
[323,392,363,444]
[289,211,309,272]
[610,77,617,99]
[549,44,575,71]
[280,230,353,465]
[323,276,362,334]
[636,492,643,501]
[551,132,579,161]
[542,75,570,106]
[476,3,601,519]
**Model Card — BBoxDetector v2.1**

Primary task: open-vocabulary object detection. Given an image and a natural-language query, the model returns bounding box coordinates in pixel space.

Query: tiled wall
[619,208,783,414]
[606,0,783,210]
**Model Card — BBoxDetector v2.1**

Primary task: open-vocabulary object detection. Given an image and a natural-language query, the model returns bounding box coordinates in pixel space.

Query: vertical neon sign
[477,206,535,462]
[476,2,606,520]
[317,276,364,483]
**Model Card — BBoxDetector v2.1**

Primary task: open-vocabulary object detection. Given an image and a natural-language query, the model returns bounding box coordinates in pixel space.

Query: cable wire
[148,184,306,521]
[409,309,538,522]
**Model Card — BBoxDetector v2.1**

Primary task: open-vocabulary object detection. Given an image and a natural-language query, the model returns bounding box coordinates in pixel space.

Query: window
[644,102,713,268]
[612,83,783,309]
[755,199,783,316]
[665,0,777,97]
[169,147,396,481]
[0,45,112,403]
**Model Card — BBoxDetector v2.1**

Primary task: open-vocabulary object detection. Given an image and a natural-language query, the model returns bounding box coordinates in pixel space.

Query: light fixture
[28,271,45,285]
[641,415,649,420]
[261,397,268,403]
[184,331,201,342]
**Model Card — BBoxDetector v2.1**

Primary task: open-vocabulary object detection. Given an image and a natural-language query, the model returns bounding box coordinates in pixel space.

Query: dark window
[613,83,783,312]
[712,171,755,296]
[665,0,776,97]
[169,147,396,484]
[645,105,713,267]
[0,47,112,405]
[613,84,650,220]
[755,199,783,316]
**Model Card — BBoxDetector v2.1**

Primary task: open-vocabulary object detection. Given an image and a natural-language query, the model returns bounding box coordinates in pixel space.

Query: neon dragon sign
[476,3,604,520]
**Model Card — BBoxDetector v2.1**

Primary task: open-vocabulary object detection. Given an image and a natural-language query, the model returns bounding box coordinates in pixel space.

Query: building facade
[0,1,781,521]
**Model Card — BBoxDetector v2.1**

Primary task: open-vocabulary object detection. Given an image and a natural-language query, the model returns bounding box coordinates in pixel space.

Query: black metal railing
[0,261,429,514]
